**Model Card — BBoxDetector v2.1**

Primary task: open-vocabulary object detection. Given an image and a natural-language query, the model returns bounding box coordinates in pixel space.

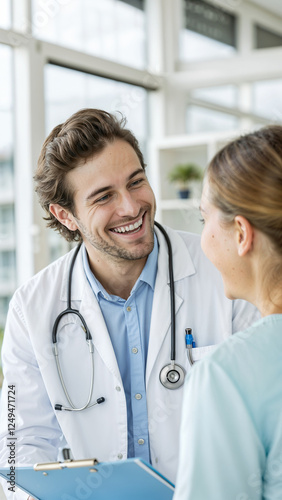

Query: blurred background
[1,0,282,388]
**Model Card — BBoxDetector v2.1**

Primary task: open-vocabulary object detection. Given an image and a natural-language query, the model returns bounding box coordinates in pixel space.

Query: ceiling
[248,0,282,17]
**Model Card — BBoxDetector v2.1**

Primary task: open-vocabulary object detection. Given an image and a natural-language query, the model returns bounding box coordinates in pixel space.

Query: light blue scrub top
[174,314,282,500]
[82,236,158,462]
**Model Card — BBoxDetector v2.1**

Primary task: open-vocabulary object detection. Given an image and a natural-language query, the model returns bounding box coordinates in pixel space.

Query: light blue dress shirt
[82,236,158,462]
[174,314,282,500]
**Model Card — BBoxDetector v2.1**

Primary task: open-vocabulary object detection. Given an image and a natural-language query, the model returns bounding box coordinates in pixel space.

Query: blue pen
[185,328,196,366]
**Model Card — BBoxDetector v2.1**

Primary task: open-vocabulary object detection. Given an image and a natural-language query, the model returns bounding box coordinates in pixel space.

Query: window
[0,249,16,327]
[255,25,282,50]
[0,156,13,195]
[0,46,13,162]
[0,206,15,241]
[0,0,11,29]
[0,44,14,328]
[45,64,148,147]
[186,105,238,134]
[0,251,16,283]
[180,0,237,62]
[252,79,282,121]
[191,85,238,108]
[32,0,146,69]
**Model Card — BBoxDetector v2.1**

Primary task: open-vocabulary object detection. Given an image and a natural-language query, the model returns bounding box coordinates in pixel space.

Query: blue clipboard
[0,458,174,500]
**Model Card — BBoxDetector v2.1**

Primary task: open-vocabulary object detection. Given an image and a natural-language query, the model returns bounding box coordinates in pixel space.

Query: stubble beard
[74,212,155,262]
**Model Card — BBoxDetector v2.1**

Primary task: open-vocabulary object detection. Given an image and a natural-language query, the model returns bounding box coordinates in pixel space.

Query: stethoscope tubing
[53,340,95,411]
[52,243,91,345]
[154,221,176,362]
[53,243,96,411]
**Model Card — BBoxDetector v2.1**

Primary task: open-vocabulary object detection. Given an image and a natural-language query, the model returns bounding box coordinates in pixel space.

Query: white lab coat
[0,227,259,498]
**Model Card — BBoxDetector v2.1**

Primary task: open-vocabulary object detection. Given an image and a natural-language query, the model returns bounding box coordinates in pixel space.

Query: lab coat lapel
[61,246,123,384]
[146,226,196,385]
[80,289,123,383]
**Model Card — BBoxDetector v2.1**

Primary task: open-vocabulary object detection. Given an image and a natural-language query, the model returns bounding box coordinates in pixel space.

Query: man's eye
[96,194,110,203]
[131,179,143,187]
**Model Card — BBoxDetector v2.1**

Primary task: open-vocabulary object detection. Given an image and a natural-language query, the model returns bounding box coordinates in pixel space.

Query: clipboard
[0,457,174,500]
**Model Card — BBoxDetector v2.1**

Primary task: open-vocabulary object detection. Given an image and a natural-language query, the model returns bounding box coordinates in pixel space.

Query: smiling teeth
[112,217,143,233]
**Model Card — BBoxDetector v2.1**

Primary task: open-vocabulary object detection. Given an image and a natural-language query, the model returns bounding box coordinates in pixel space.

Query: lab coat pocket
[189,344,218,362]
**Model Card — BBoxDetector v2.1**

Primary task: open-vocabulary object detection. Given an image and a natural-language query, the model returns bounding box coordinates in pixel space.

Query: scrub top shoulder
[174,314,282,500]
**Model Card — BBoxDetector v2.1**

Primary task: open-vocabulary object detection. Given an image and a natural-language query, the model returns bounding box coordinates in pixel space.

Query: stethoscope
[53,221,195,412]
[154,221,186,390]
[53,241,104,412]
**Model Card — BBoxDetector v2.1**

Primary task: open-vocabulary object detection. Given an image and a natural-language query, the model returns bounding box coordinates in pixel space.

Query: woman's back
[175,315,282,500]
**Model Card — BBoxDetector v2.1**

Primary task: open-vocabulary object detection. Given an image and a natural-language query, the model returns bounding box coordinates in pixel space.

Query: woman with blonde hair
[174,125,282,500]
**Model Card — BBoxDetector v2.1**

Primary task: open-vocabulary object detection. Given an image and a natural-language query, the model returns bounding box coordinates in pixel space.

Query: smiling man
[50,138,156,300]
[0,109,259,499]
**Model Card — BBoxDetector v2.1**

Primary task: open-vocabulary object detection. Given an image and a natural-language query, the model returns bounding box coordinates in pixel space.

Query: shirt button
[138,438,145,445]
[126,306,131,312]
[135,393,142,400]
[117,453,123,459]
[132,347,138,354]
[115,386,121,392]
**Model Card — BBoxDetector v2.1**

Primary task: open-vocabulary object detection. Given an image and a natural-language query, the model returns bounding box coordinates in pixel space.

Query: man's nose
[116,191,140,218]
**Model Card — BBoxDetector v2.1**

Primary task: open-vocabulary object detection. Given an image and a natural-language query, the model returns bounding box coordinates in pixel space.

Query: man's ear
[234,215,254,257]
[49,204,78,232]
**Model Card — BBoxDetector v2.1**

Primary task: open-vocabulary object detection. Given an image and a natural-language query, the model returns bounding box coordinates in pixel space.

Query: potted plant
[168,163,203,199]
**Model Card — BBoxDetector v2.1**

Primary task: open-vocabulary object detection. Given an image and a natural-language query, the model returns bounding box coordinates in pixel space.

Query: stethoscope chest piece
[159,363,185,390]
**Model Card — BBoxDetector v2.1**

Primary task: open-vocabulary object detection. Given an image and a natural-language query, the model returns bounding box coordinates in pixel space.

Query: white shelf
[150,130,240,233]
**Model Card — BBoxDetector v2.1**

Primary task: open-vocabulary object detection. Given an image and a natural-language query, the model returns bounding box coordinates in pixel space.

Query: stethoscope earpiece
[159,363,185,390]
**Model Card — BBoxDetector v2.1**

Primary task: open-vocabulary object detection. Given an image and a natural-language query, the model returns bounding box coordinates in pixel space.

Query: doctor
[0,109,258,499]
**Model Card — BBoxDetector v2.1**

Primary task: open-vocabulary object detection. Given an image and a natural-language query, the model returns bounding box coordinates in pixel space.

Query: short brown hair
[34,108,145,242]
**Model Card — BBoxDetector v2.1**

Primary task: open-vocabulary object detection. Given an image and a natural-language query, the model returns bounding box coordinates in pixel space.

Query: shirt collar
[131,233,158,293]
[82,234,158,301]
